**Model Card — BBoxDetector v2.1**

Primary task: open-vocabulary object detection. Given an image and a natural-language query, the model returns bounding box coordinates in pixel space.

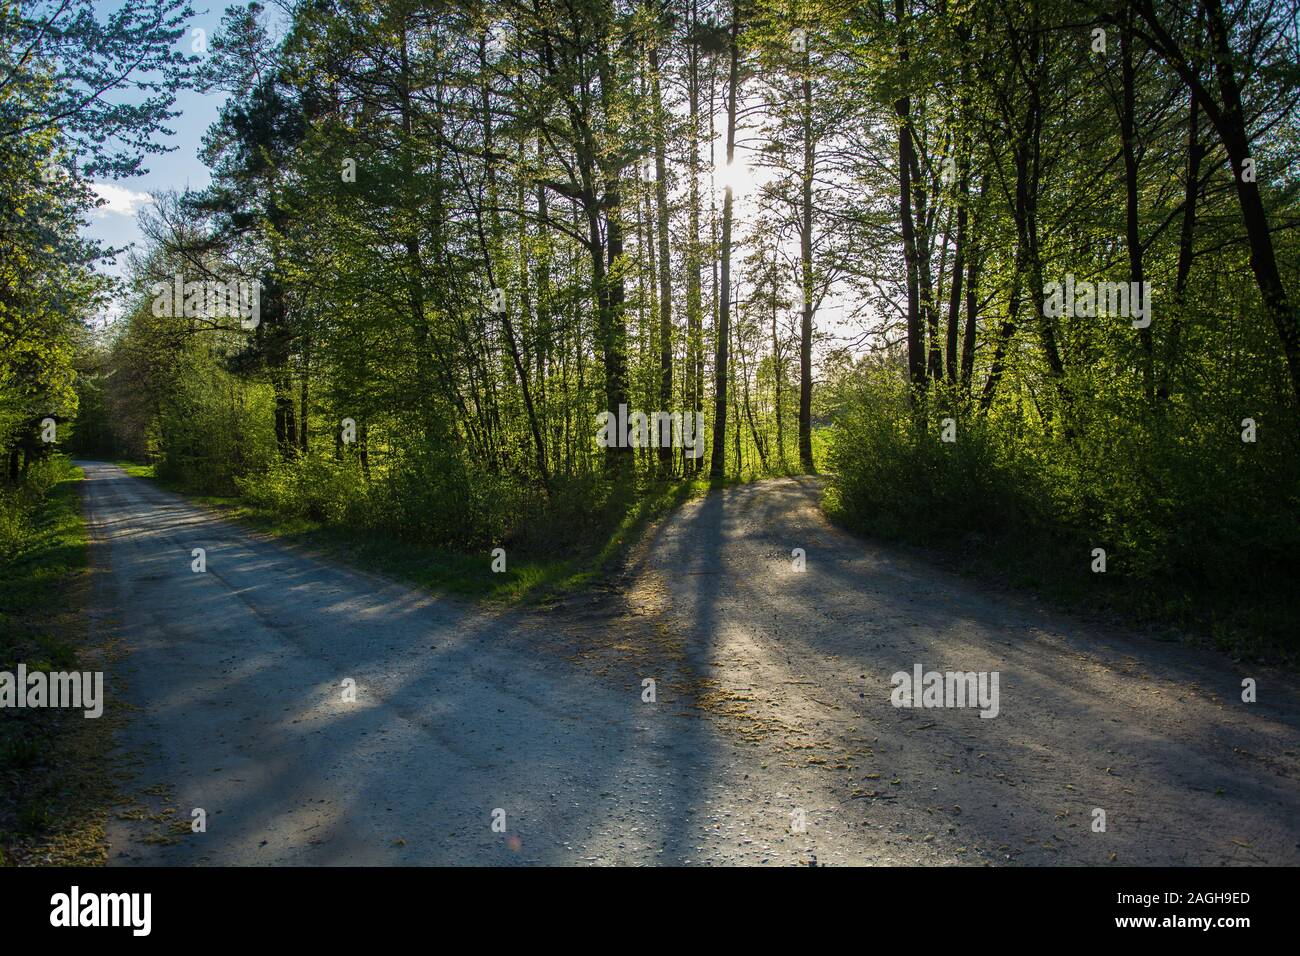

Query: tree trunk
[710,1,740,480]
[895,0,925,397]
[959,173,987,395]
[1160,61,1202,401]
[1135,0,1300,409]
[797,46,816,472]
[649,21,675,475]
[945,161,968,387]
[1120,5,1154,403]
[685,0,705,474]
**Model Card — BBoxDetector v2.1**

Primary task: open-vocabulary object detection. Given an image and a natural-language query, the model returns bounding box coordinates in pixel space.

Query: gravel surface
[79,463,1300,865]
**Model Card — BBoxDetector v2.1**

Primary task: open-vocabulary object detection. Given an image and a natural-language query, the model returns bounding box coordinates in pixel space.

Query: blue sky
[79,3,863,348]
[83,4,232,297]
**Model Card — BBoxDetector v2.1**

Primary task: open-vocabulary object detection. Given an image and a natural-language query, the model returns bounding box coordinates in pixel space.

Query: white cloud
[92,182,151,218]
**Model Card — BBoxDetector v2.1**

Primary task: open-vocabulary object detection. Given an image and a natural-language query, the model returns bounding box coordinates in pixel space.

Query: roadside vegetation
[0,458,113,865]
[115,458,731,603]
[6,0,1296,670]
[823,365,1300,664]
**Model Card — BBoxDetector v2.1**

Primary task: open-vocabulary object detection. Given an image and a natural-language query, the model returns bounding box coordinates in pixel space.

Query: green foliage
[826,353,1300,659]
[152,366,278,496]
[1,0,197,178]
[2,0,194,479]
[61,0,1300,654]
[237,457,372,526]
[0,457,83,572]
[0,456,112,865]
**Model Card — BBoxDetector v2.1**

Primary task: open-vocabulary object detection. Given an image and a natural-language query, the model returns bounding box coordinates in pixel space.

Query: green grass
[0,461,89,671]
[113,460,156,481]
[0,458,114,865]
[114,459,731,606]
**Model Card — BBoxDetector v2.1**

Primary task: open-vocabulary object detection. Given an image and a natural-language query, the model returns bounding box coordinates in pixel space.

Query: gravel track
[78,463,1300,865]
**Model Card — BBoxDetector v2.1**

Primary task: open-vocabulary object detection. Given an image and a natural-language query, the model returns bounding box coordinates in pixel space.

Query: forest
[5,0,1300,654]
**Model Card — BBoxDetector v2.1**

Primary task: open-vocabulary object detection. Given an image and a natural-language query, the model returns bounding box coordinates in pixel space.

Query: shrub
[825,363,1300,654]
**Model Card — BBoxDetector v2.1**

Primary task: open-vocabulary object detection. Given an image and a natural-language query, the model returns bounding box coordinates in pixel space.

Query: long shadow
[84,460,1300,864]
[648,486,729,863]
[82,461,656,865]
[652,476,1300,863]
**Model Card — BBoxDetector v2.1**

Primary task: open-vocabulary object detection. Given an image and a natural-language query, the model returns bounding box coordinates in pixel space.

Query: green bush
[0,457,77,563]
[238,456,373,526]
[825,363,1300,655]
[373,445,531,550]
[153,362,277,496]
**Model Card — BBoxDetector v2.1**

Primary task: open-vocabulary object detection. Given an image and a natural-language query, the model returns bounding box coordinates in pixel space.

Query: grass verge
[0,458,115,866]
[114,460,724,605]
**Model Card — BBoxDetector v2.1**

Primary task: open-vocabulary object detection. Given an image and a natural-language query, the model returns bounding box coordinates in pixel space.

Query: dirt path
[615,476,1300,864]
[79,463,1299,865]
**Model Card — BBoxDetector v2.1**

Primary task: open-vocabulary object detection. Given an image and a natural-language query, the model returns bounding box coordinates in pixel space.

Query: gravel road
[78,463,1300,865]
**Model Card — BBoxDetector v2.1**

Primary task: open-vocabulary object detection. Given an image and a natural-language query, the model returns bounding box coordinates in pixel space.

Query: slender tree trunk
[648,21,675,475]
[738,315,767,471]
[1136,0,1300,409]
[685,0,705,474]
[945,162,968,387]
[960,173,987,395]
[710,1,740,480]
[895,0,925,397]
[1121,4,1154,403]
[399,20,442,445]
[772,264,785,465]
[1160,64,1201,401]
[299,333,309,454]
[797,46,816,472]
